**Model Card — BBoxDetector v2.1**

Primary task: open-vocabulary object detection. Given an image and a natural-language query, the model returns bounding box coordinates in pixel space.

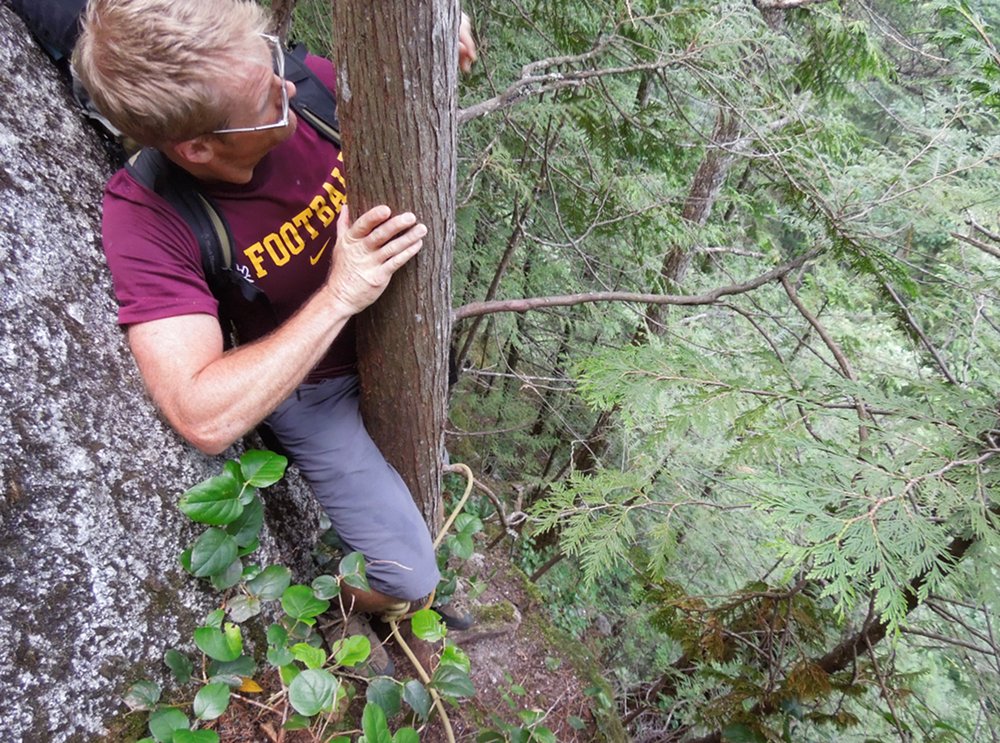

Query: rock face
[0,9,321,742]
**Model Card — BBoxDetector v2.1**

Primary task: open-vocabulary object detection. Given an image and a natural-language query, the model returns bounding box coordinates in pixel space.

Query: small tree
[333,0,459,532]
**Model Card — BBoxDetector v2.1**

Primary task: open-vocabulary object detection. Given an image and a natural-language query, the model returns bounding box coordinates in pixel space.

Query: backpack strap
[125,148,264,306]
[284,46,341,147]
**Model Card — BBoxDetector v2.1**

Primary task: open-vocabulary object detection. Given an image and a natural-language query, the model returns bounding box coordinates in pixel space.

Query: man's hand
[459,12,477,73]
[325,204,426,314]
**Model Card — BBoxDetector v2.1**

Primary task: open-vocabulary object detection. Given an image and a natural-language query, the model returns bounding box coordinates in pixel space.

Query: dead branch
[452,248,821,321]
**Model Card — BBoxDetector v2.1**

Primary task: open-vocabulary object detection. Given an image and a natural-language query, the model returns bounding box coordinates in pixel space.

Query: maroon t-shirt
[101,55,354,382]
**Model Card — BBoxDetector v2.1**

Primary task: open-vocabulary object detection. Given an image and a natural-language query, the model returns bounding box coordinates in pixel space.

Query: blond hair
[72,0,271,147]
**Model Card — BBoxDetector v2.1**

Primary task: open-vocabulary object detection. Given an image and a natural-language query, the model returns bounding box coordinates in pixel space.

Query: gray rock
[0,8,321,741]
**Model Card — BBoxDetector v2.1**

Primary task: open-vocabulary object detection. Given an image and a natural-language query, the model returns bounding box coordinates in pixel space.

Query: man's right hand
[325,204,426,314]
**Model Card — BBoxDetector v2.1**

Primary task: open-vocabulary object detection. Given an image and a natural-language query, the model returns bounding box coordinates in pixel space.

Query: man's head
[72,0,274,149]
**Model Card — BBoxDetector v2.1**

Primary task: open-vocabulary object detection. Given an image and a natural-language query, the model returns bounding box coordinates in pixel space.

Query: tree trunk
[333,1,458,533]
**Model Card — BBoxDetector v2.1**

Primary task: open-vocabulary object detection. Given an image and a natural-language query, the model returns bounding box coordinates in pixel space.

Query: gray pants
[264,375,440,601]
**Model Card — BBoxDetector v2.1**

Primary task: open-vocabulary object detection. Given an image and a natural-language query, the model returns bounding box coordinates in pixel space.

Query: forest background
[291,0,998,740]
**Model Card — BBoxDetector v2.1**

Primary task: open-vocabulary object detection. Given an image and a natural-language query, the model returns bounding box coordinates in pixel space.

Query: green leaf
[172,732,219,743]
[393,729,419,743]
[366,676,402,718]
[448,532,475,561]
[403,679,432,721]
[410,609,446,642]
[247,565,292,600]
[208,654,255,679]
[226,495,264,547]
[361,702,393,743]
[311,574,340,600]
[237,538,260,557]
[193,683,231,721]
[178,473,242,525]
[207,674,243,689]
[568,715,586,730]
[189,528,238,578]
[722,724,767,743]
[477,734,506,743]
[228,595,262,623]
[291,642,327,670]
[266,623,288,646]
[331,634,370,667]
[203,609,225,629]
[338,551,370,591]
[454,513,484,535]
[123,680,161,711]
[164,650,193,685]
[439,645,470,673]
[527,728,556,743]
[240,449,288,487]
[281,585,329,620]
[179,549,192,573]
[210,557,243,591]
[430,663,475,698]
[283,714,312,731]
[288,668,339,716]
[148,707,188,742]
[194,623,243,662]
[267,646,294,667]
[279,663,300,687]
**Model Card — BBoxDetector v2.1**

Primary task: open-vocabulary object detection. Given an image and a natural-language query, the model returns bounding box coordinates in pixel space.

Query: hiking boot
[399,618,441,678]
[433,604,474,631]
[319,612,394,678]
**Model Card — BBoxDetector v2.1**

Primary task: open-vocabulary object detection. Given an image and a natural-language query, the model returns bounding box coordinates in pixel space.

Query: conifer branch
[682,508,997,743]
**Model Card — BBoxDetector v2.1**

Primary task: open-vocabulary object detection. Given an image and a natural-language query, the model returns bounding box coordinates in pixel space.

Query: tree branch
[754,0,831,8]
[459,37,694,124]
[452,249,821,322]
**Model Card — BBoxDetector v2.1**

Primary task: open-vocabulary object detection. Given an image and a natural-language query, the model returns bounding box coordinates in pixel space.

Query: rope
[382,461,476,743]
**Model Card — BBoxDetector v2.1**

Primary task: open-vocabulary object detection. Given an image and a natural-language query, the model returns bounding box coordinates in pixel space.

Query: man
[72,0,476,626]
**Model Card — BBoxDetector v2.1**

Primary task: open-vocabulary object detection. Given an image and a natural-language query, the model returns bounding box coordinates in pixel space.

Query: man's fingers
[347,204,393,239]
[386,241,423,272]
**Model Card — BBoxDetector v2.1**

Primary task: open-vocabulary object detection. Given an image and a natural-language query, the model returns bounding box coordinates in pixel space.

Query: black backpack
[9,0,86,61]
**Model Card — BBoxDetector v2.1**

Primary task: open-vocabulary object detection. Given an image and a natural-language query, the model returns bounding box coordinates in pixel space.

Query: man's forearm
[130,288,354,455]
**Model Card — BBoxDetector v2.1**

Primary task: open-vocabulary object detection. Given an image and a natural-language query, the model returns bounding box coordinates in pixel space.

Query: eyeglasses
[211,33,289,135]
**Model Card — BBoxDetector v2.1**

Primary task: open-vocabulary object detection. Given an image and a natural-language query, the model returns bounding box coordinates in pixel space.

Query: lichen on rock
[0,7,321,742]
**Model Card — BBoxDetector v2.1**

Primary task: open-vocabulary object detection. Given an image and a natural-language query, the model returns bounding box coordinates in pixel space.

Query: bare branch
[900,626,998,656]
[459,37,694,123]
[452,248,821,322]
[781,275,871,442]
[754,0,830,8]
[952,231,1000,260]
[880,280,959,386]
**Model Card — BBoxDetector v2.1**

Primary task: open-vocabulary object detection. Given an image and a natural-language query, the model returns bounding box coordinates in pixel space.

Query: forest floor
[207,544,625,742]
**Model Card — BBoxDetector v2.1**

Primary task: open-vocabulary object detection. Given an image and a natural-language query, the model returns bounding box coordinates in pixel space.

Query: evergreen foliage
[272,0,1000,738]
[443,0,1000,739]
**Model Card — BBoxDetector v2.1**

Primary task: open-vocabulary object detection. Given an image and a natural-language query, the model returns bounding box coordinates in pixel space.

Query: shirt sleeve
[101,170,219,327]
[305,54,336,97]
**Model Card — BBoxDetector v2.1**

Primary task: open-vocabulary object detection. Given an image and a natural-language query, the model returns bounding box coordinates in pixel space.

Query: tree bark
[333,1,458,532]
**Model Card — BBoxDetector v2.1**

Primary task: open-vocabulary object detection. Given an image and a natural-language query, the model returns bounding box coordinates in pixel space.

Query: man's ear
[170,136,215,165]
